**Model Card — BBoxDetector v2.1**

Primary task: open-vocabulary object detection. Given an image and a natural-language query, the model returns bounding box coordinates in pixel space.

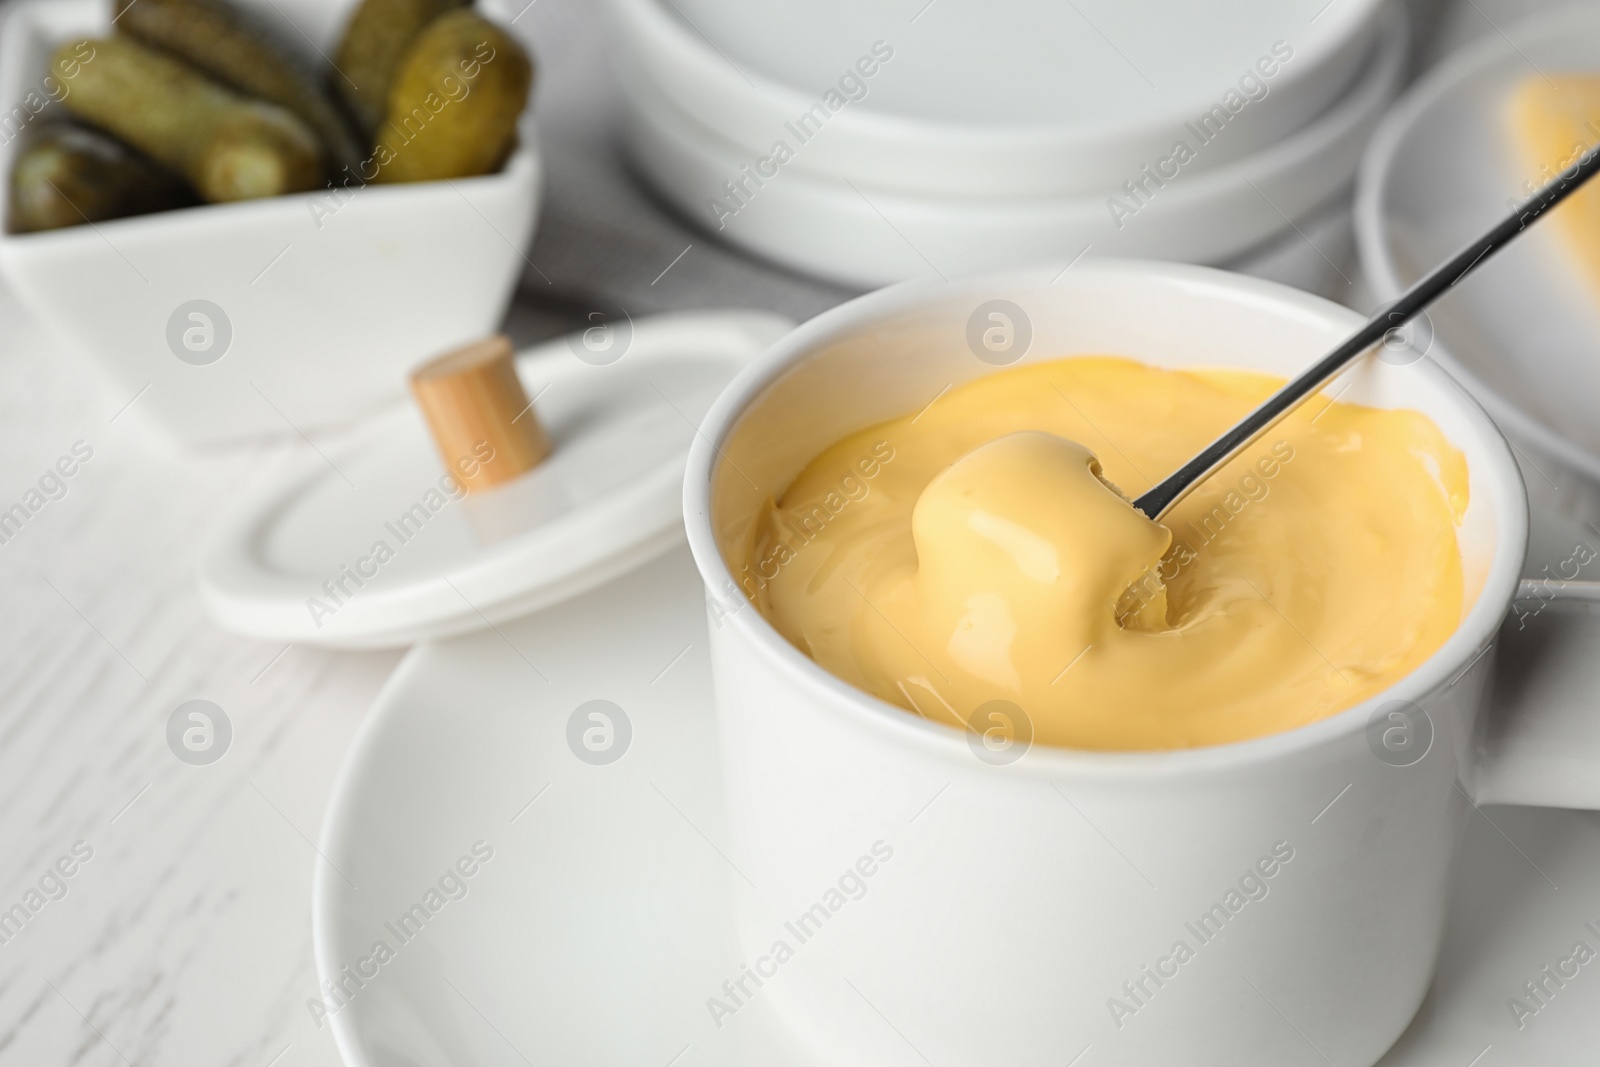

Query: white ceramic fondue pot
[682,262,1600,1066]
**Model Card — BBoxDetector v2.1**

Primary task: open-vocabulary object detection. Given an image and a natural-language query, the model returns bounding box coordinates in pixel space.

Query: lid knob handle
[409,335,550,491]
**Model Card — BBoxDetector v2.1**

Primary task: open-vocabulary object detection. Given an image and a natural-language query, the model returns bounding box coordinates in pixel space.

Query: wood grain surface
[0,284,396,1066]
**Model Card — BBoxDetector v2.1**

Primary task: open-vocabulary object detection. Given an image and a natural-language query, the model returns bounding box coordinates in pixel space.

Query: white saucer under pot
[619,5,1405,288]
[311,543,1600,1067]
[604,0,1387,199]
[1356,3,1600,526]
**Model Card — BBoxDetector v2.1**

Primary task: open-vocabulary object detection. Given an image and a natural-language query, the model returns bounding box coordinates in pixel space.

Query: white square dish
[0,0,540,448]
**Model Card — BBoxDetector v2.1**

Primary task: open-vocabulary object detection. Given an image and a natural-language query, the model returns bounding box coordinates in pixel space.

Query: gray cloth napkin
[511,0,858,328]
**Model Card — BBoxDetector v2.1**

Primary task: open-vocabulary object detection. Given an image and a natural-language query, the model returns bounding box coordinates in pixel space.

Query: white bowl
[606,0,1386,199]
[0,0,540,448]
[620,5,1405,288]
[1355,3,1600,520]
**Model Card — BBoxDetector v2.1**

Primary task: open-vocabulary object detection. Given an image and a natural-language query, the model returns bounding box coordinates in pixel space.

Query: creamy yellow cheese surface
[739,357,1467,751]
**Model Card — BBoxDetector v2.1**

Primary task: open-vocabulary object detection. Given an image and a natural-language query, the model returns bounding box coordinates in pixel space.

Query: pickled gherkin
[8,125,193,233]
[53,37,322,203]
[111,0,364,172]
[374,11,532,184]
[333,0,467,137]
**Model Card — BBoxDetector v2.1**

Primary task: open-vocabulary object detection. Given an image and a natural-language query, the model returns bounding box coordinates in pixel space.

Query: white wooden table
[0,0,1557,1062]
[0,278,400,1065]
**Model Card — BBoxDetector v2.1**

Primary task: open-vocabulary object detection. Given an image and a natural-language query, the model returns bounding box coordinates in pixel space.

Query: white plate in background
[1357,4,1600,513]
[607,0,1386,198]
[619,6,1405,288]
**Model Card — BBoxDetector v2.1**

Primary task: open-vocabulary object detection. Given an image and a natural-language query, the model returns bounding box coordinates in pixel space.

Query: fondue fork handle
[1132,138,1600,522]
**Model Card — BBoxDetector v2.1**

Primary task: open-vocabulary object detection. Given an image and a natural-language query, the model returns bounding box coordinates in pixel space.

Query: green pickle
[333,0,467,137]
[8,125,194,233]
[374,11,532,184]
[11,1,537,228]
[53,37,322,203]
[111,0,364,172]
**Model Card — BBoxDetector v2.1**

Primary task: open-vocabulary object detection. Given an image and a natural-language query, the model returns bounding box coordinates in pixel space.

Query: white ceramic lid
[198,311,794,648]
[608,0,1387,197]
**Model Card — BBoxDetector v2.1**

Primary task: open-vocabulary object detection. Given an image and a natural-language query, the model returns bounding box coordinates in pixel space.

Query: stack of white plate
[606,0,1406,288]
